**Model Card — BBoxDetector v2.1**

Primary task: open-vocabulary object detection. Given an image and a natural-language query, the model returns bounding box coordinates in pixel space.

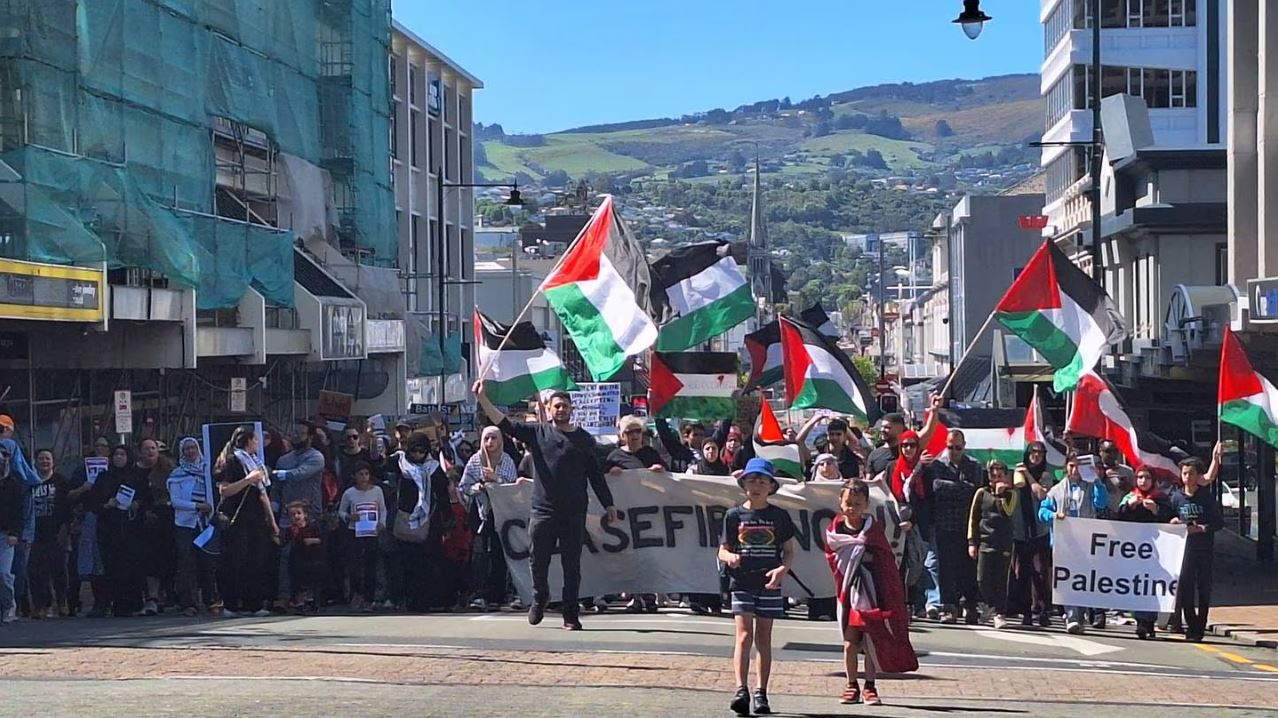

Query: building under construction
[0,0,475,459]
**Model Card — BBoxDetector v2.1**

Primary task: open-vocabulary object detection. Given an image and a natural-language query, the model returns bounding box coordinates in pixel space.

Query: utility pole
[1089,0,1103,285]
[877,236,886,380]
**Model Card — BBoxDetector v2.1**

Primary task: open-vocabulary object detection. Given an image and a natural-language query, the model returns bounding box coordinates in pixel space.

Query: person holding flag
[474,381,619,631]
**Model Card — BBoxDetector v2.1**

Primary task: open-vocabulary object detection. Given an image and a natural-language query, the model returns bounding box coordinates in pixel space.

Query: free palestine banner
[1051,517,1187,613]
[486,471,908,602]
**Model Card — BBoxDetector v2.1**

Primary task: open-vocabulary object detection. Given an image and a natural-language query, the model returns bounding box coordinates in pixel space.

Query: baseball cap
[0,415,13,431]
[737,457,780,495]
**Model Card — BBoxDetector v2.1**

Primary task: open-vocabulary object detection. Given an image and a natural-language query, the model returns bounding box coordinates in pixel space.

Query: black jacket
[0,476,24,540]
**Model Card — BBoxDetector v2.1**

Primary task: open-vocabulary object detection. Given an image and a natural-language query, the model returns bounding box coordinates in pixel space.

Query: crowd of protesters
[0,398,1223,645]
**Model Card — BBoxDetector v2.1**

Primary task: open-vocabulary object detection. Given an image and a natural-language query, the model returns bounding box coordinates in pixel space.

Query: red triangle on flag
[1220,326,1263,404]
[543,196,614,290]
[994,240,1062,314]
[757,400,786,443]
[647,352,685,416]
[779,316,813,407]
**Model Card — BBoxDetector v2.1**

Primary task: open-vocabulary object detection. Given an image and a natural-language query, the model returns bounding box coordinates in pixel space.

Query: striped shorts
[730,588,785,618]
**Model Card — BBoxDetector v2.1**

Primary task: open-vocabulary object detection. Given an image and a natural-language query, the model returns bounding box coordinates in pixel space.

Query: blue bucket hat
[738,457,780,495]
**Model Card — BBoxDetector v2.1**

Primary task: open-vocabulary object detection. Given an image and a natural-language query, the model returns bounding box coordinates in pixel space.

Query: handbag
[202,488,250,555]
[393,509,431,543]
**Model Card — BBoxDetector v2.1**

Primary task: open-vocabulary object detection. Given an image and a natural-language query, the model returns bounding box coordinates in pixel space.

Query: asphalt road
[2,608,1278,717]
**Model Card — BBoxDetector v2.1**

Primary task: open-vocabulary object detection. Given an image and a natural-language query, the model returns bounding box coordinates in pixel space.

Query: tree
[833,114,858,131]
[704,108,732,125]
[728,148,747,172]
[812,120,832,137]
[934,119,955,138]
[780,96,792,109]
[828,153,846,168]
[543,169,571,187]
[853,355,879,388]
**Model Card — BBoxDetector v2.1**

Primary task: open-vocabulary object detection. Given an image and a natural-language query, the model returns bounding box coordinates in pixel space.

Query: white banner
[1051,516,1187,612]
[568,383,622,438]
[486,472,907,602]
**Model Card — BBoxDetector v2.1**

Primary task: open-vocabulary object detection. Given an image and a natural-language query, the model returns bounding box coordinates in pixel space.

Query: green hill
[476,74,1042,184]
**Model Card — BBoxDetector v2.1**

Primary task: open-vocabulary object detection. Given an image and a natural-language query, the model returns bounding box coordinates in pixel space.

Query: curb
[1208,623,1278,649]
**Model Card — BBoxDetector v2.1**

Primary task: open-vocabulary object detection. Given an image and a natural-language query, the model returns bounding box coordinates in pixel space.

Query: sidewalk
[1206,529,1278,648]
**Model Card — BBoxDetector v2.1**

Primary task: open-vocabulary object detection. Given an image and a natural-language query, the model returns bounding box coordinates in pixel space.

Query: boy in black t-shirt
[719,458,795,716]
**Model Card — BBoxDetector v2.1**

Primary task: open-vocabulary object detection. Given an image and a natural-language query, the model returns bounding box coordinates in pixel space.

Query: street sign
[229,377,247,413]
[409,403,436,415]
[113,390,132,435]
[1018,215,1049,230]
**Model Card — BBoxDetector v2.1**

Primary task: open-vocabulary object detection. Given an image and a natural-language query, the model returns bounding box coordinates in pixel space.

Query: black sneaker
[528,602,546,626]
[729,686,751,716]
[752,688,772,715]
[562,616,583,631]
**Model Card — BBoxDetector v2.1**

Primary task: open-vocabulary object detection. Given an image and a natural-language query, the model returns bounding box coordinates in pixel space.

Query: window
[409,66,419,106]
[1045,0,1072,54]
[1062,63,1196,113]
[1144,68,1171,108]
[1215,243,1228,286]
[1046,72,1074,129]
[211,117,278,227]
[390,106,399,160]
[409,215,420,312]
[1045,146,1089,205]
[389,57,398,98]
[1075,0,1195,27]
[410,109,421,168]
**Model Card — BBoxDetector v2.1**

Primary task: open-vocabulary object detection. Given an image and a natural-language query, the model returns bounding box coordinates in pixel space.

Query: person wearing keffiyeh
[877,429,937,616]
[167,438,217,615]
[1116,465,1175,639]
[387,431,450,612]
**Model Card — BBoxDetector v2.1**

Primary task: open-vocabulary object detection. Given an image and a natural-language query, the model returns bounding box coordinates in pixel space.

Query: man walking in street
[927,429,985,624]
[475,381,619,631]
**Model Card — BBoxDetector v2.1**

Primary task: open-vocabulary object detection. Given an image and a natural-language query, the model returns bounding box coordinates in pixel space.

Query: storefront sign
[0,258,103,322]
[1249,277,1278,323]
[229,377,247,413]
[321,302,366,360]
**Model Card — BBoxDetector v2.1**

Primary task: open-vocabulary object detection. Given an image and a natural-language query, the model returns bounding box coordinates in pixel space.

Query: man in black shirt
[865,394,943,479]
[476,382,618,631]
[811,418,863,479]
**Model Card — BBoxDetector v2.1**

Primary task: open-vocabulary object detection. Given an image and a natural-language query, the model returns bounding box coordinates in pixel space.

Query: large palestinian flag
[780,315,878,422]
[652,241,754,352]
[744,320,782,390]
[1219,326,1278,448]
[474,311,577,406]
[543,196,660,380]
[1066,372,1185,480]
[801,303,840,340]
[649,351,738,421]
[993,240,1127,392]
[753,400,803,479]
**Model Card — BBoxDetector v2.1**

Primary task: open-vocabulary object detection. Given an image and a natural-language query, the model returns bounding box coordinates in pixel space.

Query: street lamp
[953,0,992,40]
[436,174,522,404]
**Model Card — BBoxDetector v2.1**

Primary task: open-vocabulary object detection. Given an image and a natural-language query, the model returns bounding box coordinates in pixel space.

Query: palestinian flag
[753,401,803,479]
[1026,385,1069,469]
[780,315,879,423]
[1066,372,1184,480]
[1219,326,1278,448]
[923,407,1028,468]
[649,352,738,421]
[652,241,754,352]
[801,303,839,340]
[744,320,782,390]
[993,240,1127,392]
[543,196,660,380]
[474,311,578,406]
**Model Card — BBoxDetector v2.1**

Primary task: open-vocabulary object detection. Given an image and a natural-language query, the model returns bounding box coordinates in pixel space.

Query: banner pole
[939,312,998,400]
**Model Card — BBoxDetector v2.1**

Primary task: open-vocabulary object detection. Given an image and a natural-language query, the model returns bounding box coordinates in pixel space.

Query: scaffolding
[0,0,396,310]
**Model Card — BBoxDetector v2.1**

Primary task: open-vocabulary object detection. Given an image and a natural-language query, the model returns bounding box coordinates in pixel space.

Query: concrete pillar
[1231,0,1260,287]
[1259,0,1278,277]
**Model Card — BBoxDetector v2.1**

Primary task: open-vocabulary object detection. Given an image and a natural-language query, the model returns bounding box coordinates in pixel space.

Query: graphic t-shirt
[721,504,796,591]
[32,476,69,544]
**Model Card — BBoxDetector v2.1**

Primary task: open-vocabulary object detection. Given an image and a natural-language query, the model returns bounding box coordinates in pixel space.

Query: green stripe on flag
[545,282,628,380]
[996,310,1085,390]
[1221,398,1278,449]
[656,283,754,352]
[484,366,579,406]
[656,396,737,422]
[794,377,869,420]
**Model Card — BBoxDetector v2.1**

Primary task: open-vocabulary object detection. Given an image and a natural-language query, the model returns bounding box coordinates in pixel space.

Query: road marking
[467,615,834,632]
[972,629,1123,657]
[924,650,1160,670]
[1193,643,1255,665]
[1253,664,1278,673]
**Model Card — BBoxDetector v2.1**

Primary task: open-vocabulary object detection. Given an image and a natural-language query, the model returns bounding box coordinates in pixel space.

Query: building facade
[390,22,482,406]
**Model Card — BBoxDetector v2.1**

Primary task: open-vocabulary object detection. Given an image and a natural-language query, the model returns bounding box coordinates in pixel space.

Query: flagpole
[938,311,998,400]
[475,204,595,383]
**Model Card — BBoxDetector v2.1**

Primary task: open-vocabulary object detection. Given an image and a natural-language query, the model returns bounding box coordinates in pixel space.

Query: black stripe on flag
[476,311,545,351]
[654,351,738,375]
[785,315,881,424]
[650,241,731,289]
[800,303,832,331]
[1047,240,1126,343]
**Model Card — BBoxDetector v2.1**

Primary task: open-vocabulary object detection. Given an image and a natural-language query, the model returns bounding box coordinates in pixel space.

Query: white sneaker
[925,606,940,620]
[509,599,525,611]
[252,608,271,618]
[993,614,1008,630]
[221,608,239,618]
[469,598,487,611]
[1066,620,1084,635]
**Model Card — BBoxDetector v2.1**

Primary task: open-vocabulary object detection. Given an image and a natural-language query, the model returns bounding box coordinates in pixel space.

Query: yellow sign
[0,258,104,322]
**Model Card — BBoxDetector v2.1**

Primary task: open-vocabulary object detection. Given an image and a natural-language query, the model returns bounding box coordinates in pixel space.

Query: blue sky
[392,1,1042,134]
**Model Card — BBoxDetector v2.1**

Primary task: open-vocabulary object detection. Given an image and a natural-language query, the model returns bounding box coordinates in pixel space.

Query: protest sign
[83,457,108,486]
[486,471,908,602]
[569,383,622,437]
[1051,516,1187,612]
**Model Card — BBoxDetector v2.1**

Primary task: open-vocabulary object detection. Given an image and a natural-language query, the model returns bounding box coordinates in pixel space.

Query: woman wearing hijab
[215,426,276,617]
[460,426,518,611]
[88,445,151,617]
[1010,441,1054,627]
[810,453,843,482]
[693,440,731,477]
[387,431,450,612]
[167,438,218,616]
[1116,465,1175,639]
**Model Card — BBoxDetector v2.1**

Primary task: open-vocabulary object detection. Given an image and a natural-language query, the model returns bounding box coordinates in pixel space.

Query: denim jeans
[1066,606,1086,625]
[921,529,941,609]
[0,541,15,615]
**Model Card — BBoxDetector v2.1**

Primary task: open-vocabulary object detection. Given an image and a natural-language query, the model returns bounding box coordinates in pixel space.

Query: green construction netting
[0,0,395,307]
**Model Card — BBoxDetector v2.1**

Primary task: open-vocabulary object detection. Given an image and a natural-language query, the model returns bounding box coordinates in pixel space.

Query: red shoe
[840,683,861,705]
[862,682,882,706]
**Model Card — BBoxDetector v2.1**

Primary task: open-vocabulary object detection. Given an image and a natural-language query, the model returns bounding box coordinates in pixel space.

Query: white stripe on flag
[578,254,658,355]
[805,344,870,414]
[665,256,748,317]
[671,372,736,397]
[478,346,565,381]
